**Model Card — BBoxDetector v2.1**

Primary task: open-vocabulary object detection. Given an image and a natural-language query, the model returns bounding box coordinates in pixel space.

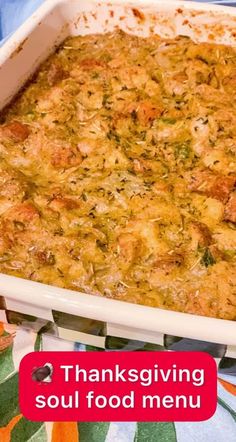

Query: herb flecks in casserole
[0,31,236,320]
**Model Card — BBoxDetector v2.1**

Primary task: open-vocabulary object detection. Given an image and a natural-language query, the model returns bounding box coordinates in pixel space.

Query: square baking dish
[0,0,236,350]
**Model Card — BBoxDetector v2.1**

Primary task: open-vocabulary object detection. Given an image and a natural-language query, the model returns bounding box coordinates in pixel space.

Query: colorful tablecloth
[0,322,236,442]
[0,1,236,441]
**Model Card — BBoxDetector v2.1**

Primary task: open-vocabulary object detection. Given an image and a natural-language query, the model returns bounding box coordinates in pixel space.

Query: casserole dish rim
[0,0,235,346]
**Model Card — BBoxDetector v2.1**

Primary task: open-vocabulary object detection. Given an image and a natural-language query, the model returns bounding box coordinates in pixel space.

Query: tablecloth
[0,322,236,442]
[0,1,236,441]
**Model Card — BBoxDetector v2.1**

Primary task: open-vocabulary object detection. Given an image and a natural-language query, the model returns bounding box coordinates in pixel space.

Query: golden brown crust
[224,193,236,223]
[1,121,30,142]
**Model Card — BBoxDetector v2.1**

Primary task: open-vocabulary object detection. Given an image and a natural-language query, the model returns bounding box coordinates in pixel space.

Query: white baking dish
[0,0,236,348]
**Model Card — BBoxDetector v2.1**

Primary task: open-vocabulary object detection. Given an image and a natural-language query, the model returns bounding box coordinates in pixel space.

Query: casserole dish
[0,0,236,352]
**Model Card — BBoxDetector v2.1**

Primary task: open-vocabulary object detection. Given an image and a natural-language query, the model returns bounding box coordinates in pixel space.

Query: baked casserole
[0,31,235,320]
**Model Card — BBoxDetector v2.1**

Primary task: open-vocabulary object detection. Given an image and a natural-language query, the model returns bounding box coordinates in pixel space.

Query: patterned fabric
[0,0,236,440]
[0,321,236,442]
[1,0,236,370]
